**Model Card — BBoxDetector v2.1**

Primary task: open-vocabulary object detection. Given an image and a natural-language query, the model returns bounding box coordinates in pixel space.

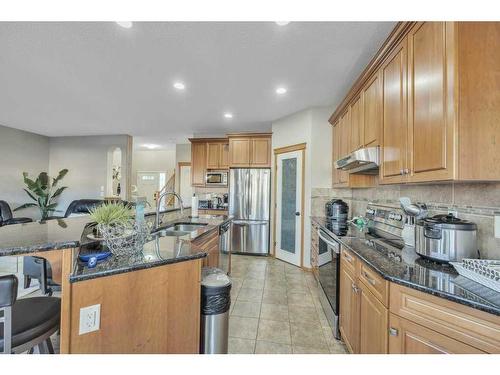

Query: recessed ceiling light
[173,82,186,90]
[275,21,290,26]
[116,21,133,29]
[143,144,160,149]
[224,113,233,119]
[276,87,287,95]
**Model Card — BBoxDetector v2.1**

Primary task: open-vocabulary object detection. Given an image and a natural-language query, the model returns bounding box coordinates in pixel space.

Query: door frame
[272,143,306,268]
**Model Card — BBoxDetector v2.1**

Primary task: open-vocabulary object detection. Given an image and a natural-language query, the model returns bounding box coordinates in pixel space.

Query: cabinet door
[350,95,364,152]
[229,138,251,167]
[338,111,350,184]
[362,72,381,147]
[407,22,455,182]
[332,122,342,186]
[250,138,271,167]
[339,265,360,353]
[191,142,206,186]
[359,281,388,354]
[380,39,408,184]
[220,143,229,169]
[389,314,484,354]
[206,143,221,169]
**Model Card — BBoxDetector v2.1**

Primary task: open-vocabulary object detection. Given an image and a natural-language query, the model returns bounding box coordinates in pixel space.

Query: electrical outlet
[495,214,500,239]
[79,304,100,335]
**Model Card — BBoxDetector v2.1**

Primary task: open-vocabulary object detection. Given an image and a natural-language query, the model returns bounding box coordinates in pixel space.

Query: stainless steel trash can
[200,267,232,354]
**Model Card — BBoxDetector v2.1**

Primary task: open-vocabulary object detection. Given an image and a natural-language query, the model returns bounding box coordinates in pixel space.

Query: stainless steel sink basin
[151,222,208,237]
[167,223,207,232]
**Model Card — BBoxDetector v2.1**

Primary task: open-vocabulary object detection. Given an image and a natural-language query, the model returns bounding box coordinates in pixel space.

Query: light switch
[495,215,500,239]
[79,304,101,335]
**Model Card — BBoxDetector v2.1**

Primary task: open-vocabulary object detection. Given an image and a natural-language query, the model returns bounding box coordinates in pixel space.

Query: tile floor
[228,254,347,354]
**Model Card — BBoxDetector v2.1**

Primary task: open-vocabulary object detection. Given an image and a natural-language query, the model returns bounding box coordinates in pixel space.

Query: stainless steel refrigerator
[229,168,271,255]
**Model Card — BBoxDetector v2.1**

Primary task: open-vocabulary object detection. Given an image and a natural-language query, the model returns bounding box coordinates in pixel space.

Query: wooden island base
[67,259,202,354]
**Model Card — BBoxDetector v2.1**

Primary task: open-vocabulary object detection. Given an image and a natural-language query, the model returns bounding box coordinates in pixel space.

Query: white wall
[49,135,130,213]
[0,124,50,219]
[271,106,332,268]
[132,150,176,186]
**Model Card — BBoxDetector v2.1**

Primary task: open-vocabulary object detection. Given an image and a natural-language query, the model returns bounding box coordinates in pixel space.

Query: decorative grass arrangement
[89,202,132,227]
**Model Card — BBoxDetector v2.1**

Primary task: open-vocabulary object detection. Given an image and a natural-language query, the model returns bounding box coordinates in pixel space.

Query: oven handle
[318,229,340,254]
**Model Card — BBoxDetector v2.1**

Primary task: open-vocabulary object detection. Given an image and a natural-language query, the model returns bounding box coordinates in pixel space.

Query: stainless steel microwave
[205,171,228,186]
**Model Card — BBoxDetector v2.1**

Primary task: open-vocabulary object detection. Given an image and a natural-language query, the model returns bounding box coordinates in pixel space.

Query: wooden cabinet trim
[359,262,389,307]
[390,283,500,353]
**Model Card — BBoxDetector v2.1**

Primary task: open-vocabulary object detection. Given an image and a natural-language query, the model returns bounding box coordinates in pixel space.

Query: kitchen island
[0,208,232,353]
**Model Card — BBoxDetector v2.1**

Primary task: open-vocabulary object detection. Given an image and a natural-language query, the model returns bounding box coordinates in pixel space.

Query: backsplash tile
[311,182,500,259]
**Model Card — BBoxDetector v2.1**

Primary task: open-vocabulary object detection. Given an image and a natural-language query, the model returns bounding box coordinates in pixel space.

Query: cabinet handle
[404,168,410,175]
[362,271,376,286]
[351,283,360,294]
[343,252,354,263]
[389,327,399,336]
[400,169,404,176]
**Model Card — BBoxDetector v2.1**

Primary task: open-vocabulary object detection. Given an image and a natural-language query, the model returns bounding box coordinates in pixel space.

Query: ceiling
[0,21,395,143]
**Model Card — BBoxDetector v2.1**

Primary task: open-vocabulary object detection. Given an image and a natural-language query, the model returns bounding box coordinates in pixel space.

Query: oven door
[317,228,340,338]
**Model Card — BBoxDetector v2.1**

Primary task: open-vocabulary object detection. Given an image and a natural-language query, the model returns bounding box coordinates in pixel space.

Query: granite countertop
[70,214,233,283]
[311,216,500,317]
[0,206,188,257]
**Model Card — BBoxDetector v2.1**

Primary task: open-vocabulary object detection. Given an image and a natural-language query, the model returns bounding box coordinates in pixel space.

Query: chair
[63,199,105,217]
[0,200,33,227]
[23,257,60,296]
[0,275,60,354]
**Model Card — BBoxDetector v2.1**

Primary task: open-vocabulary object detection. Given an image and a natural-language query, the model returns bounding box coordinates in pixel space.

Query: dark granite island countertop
[71,214,233,283]
[311,216,500,317]
[0,206,189,257]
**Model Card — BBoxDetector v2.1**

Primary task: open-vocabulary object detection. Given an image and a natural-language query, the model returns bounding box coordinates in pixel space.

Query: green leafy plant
[14,169,68,220]
[89,202,132,226]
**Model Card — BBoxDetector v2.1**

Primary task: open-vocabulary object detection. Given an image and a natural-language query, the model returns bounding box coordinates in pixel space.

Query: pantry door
[275,147,304,267]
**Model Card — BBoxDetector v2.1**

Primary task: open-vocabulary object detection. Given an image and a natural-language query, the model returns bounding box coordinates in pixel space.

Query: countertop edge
[69,251,207,283]
[310,216,500,317]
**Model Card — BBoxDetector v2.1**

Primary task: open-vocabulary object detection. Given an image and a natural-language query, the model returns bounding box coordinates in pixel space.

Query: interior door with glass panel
[275,150,303,266]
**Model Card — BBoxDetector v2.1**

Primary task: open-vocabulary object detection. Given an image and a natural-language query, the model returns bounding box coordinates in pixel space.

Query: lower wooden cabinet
[388,314,483,354]
[339,263,360,353]
[359,280,388,353]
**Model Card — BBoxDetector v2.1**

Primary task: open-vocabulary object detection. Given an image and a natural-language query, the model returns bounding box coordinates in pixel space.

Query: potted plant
[89,203,139,256]
[14,169,68,221]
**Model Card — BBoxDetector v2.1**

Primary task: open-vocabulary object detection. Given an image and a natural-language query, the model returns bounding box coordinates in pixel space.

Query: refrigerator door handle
[246,170,251,218]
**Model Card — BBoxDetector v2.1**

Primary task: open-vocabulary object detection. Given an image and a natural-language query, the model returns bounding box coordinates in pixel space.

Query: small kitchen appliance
[416,214,478,263]
[205,171,228,186]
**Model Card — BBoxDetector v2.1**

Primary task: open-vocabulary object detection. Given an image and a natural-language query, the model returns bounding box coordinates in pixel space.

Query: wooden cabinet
[407,22,455,182]
[190,141,207,187]
[349,95,363,152]
[189,138,229,186]
[206,141,230,170]
[361,72,381,147]
[191,228,220,269]
[330,22,500,184]
[359,280,388,353]
[380,39,408,184]
[339,261,360,353]
[228,133,272,168]
[388,314,483,354]
[310,222,319,280]
[332,114,375,188]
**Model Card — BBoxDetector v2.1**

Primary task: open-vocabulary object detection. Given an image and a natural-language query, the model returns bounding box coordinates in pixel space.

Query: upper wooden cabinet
[362,72,381,147]
[190,140,207,187]
[228,133,272,168]
[329,21,500,184]
[380,39,408,184]
[206,141,229,170]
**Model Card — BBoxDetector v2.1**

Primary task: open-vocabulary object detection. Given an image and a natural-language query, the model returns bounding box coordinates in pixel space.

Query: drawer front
[390,283,500,353]
[359,262,389,306]
[340,247,358,276]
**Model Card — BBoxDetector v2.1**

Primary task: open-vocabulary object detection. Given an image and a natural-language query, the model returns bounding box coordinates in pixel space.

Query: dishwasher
[219,220,232,274]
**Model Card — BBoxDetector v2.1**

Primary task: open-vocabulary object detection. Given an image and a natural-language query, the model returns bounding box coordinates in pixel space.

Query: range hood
[334,146,380,174]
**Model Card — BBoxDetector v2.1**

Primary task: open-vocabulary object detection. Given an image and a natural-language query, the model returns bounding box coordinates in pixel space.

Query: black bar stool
[0,275,60,354]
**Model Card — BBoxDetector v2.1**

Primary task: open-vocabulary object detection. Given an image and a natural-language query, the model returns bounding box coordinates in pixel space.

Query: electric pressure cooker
[325,199,349,221]
[416,214,478,262]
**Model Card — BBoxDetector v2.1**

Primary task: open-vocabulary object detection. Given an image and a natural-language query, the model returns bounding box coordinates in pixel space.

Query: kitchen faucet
[154,191,184,229]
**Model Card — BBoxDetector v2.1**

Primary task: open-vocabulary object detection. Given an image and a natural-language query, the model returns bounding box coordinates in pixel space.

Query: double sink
[152,222,208,237]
